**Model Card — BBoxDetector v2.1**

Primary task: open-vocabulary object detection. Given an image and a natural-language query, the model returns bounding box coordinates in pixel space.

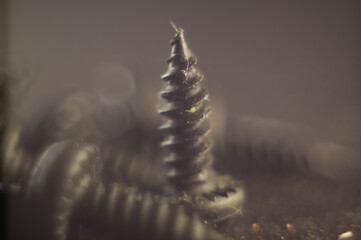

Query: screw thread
[159,25,213,192]
[72,182,229,240]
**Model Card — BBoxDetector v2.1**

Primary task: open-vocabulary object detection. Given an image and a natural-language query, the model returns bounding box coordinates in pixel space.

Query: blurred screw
[73,182,230,240]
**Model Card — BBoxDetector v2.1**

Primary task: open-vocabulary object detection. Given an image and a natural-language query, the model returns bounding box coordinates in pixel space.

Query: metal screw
[159,24,245,235]
[72,182,230,240]
[159,23,213,193]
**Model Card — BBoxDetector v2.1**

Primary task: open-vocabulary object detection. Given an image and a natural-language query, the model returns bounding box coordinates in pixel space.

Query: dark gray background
[8,0,361,149]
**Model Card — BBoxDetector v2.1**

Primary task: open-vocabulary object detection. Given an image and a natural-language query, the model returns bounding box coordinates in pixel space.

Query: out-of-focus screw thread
[159,25,213,192]
[71,182,229,240]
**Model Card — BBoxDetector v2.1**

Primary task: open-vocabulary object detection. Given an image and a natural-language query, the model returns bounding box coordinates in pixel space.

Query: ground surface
[232,176,361,239]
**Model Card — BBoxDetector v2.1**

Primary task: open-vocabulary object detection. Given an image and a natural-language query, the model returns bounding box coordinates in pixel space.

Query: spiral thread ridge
[159,26,213,191]
[72,183,229,240]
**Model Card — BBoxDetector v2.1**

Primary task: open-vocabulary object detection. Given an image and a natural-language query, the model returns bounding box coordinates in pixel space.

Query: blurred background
[6,0,361,150]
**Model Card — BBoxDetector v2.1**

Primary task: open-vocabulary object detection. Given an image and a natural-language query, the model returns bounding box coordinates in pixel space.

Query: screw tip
[170,21,183,34]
